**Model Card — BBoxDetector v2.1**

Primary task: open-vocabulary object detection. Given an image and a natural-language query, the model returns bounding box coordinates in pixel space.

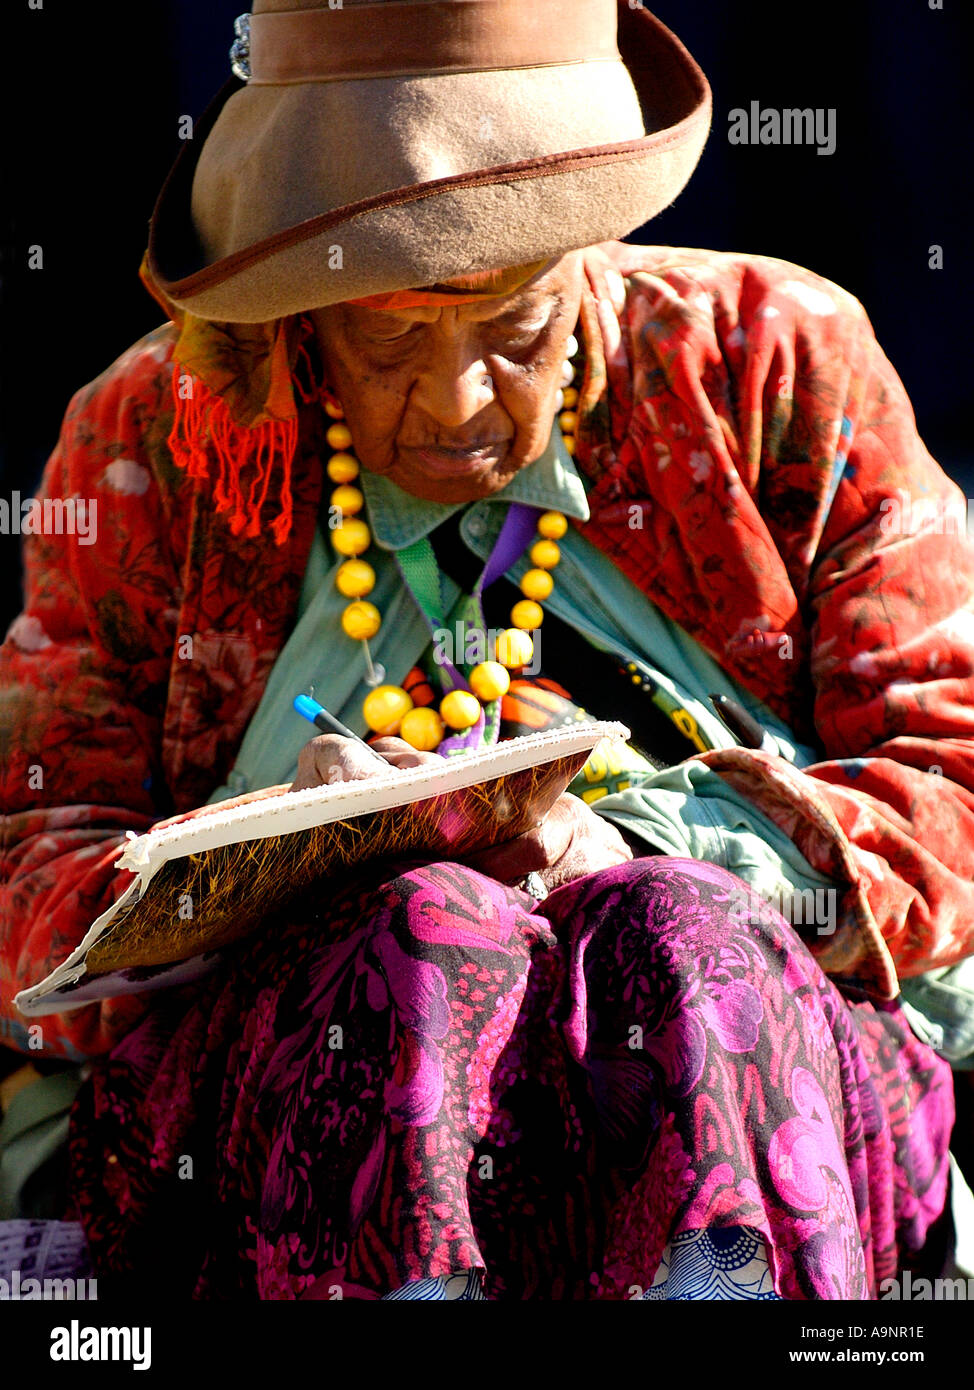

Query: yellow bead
[440,689,481,730]
[326,422,353,451]
[341,600,381,641]
[399,706,446,751]
[529,538,561,569]
[469,661,510,702]
[561,387,579,409]
[362,685,413,736]
[511,599,543,631]
[562,434,576,456]
[520,567,553,602]
[327,452,360,484]
[537,511,568,540]
[330,484,364,515]
[331,518,371,556]
[558,411,578,434]
[335,558,376,598]
[495,628,534,669]
[324,399,345,419]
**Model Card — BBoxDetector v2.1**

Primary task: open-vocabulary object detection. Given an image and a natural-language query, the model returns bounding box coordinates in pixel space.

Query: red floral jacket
[4,243,974,1059]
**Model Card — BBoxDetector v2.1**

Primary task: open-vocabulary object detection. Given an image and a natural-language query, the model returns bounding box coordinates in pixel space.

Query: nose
[410,339,494,431]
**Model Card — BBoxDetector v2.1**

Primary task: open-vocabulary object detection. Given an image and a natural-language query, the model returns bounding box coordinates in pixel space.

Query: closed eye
[365,324,421,345]
[503,322,546,343]
[490,320,551,357]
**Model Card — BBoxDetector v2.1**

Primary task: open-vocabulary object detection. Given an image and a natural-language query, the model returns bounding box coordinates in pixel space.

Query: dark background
[2,0,972,636]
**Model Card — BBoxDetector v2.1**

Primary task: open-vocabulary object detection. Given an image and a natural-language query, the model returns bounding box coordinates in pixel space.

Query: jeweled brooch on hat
[230,13,251,81]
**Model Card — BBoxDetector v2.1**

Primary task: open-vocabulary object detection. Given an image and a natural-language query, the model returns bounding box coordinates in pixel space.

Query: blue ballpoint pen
[293,693,389,764]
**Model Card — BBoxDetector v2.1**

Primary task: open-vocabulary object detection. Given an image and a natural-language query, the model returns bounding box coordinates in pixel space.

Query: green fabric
[0,1069,84,1220]
[396,538,448,629]
[899,958,974,1069]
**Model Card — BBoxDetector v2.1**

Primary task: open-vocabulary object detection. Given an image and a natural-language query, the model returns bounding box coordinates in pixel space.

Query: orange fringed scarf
[170,386,298,546]
[138,254,554,546]
[140,253,313,547]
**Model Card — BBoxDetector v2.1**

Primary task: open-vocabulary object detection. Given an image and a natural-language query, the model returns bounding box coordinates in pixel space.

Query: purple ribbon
[476,503,540,599]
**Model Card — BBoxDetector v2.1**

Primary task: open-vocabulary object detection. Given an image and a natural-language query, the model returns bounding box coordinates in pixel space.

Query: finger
[290,734,387,791]
[369,737,442,770]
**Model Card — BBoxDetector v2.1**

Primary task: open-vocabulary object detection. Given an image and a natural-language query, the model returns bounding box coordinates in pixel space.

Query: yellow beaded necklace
[326,338,581,752]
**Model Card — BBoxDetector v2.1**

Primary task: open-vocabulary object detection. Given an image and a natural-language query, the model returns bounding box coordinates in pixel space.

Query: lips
[407,444,506,477]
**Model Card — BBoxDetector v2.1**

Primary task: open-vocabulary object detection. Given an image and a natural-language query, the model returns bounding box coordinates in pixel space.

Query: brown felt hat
[147,0,712,323]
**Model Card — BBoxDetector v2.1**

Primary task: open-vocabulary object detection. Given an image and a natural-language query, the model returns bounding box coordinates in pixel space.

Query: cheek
[315,319,405,449]
[332,360,408,458]
[498,353,563,443]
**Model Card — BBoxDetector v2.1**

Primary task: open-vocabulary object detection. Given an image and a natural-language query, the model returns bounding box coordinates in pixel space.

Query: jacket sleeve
[1,332,182,1059]
[580,245,974,996]
[699,268,974,993]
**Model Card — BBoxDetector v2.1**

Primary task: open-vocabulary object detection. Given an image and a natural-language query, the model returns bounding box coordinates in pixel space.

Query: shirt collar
[359,422,590,551]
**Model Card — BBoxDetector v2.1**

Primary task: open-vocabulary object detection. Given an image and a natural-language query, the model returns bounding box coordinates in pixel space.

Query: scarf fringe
[167,375,298,547]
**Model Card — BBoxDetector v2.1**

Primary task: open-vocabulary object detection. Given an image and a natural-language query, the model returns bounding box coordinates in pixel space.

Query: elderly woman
[3,1,973,1302]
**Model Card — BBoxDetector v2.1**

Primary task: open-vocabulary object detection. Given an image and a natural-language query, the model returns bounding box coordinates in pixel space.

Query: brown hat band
[249,0,620,85]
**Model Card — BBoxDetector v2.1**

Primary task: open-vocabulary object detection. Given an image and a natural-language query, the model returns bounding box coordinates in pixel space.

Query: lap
[67,855,953,1300]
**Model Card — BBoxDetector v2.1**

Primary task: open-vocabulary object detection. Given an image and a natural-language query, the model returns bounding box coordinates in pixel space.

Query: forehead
[329,256,580,331]
[350,283,562,330]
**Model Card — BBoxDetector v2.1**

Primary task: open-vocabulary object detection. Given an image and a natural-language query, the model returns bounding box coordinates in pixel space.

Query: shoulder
[601,243,867,319]
[64,322,177,428]
[53,323,179,494]
[588,242,875,360]
[582,244,882,437]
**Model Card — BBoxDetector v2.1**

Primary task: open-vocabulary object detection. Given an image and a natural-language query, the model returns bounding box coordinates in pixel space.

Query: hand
[288,733,441,792]
[463,792,632,894]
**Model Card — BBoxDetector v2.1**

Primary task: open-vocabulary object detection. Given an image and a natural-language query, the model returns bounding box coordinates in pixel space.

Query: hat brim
[148,4,712,322]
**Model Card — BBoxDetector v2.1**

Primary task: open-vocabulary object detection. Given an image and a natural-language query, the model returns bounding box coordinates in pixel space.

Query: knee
[611,853,761,906]
[552,855,808,987]
[613,856,811,950]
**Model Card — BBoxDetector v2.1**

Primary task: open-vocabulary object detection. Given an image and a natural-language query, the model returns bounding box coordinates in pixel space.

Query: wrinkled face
[310,253,584,503]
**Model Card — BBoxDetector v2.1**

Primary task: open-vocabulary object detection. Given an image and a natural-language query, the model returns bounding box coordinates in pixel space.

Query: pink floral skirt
[68,856,953,1299]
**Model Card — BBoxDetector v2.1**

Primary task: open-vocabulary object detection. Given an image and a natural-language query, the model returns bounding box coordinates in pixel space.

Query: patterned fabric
[573,246,974,1002]
[0,1222,774,1301]
[0,1219,93,1287]
[383,1270,487,1301]
[642,1227,779,1300]
[4,244,974,1058]
[66,858,952,1300]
